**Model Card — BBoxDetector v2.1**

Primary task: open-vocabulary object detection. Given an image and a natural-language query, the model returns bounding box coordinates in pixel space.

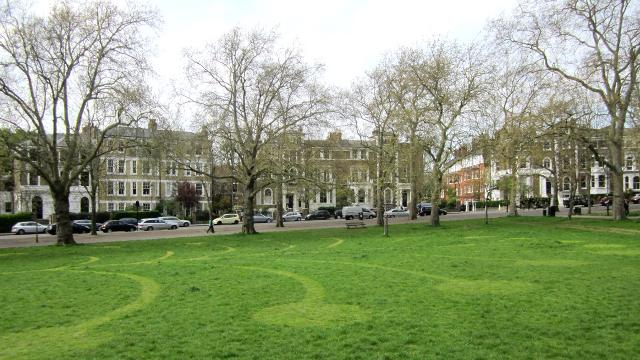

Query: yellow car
[213,213,240,225]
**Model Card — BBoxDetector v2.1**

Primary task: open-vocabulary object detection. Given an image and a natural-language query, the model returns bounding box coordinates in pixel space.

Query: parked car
[384,208,410,217]
[73,219,102,232]
[137,218,176,231]
[305,209,331,220]
[283,212,302,222]
[333,209,342,219]
[562,195,594,208]
[159,216,191,227]
[213,213,240,225]
[119,217,140,227]
[47,222,90,235]
[417,203,447,216]
[632,193,640,204]
[599,196,613,206]
[253,214,273,223]
[11,221,47,235]
[100,220,137,233]
[342,206,363,220]
[362,207,376,219]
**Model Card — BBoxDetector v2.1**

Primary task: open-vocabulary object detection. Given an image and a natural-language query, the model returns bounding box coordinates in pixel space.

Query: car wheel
[171,225,177,230]
[268,219,272,223]
[183,223,189,227]
[146,226,153,231]
[127,227,133,232]
[217,221,222,225]
[297,217,301,221]
[107,228,112,233]
[17,229,25,235]
[234,220,239,224]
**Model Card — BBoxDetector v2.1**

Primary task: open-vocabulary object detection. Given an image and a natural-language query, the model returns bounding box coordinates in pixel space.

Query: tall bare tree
[494,0,640,220]
[0,1,157,244]
[184,28,329,234]
[409,40,485,226]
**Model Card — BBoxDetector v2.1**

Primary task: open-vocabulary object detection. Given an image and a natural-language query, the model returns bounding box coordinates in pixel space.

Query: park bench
[345,221,366,229]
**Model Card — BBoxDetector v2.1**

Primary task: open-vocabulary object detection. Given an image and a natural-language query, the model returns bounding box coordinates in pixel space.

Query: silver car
[137,218,177,231]
[282,212,302,221]
[253,214,273,223]
[11,221,47,235]
[159,216,191,227]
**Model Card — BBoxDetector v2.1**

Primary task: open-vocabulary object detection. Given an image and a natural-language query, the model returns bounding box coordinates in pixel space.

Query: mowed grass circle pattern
[1,217,639,359]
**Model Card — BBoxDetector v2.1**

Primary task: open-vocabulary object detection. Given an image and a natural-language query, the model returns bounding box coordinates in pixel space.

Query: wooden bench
[345,221,366,229]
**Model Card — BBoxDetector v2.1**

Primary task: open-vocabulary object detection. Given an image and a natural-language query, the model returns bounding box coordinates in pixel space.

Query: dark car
[73,219,102,232]
[305,209,331,220]
[119,217,139,226]
[47,222,90,235]
[562,195,594,208]
[100,220,137,233]
[417,203,447,216]
[334,209,342,219]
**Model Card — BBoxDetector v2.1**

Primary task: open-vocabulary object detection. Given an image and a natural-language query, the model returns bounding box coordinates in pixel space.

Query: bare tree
[184,28,329,234]
[409,40,485,226]
[345,63,399,227]
[494,0,640,220]
[0,1,157,244]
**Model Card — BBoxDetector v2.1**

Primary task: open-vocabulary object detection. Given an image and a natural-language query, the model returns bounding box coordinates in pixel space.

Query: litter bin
[548,206,557,217]
[542,209,547,216]
[573,206,582,215]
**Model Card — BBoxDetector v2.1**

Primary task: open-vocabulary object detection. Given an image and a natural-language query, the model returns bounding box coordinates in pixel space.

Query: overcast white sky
[151,0,519,90]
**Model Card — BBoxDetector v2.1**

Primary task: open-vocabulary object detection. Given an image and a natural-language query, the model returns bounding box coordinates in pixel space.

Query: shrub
[111,211,160,220]
[318,206,336,215]
[0,212,33,233]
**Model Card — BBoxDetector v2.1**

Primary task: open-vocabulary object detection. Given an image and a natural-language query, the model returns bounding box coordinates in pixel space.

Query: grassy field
[1,217,639,359]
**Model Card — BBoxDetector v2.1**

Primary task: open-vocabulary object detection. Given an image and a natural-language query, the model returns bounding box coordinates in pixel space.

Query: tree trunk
[275,181,284,227]
[90,188,98,235]
[609,135,626,220]
[430,173,442,226]
[242,178,257,234]
[53,190,76,245]
[409,129,418,220]
[508,170,519,217]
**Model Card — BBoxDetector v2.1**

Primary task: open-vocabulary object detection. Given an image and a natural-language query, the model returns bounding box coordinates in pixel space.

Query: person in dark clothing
[206,218,215,233]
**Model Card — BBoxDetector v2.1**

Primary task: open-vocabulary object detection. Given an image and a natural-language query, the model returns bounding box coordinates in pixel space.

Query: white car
[137,218,177,231]
[213,213,240,225]
[159,216,191,227]
[282,212,302,221]
[384,208,410,217]
[11,221,47,235]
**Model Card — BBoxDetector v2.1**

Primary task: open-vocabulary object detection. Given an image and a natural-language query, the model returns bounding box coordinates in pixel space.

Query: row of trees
[0,0,638,245]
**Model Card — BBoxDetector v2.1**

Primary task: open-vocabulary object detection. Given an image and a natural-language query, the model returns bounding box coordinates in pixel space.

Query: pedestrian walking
[206,218,215,233]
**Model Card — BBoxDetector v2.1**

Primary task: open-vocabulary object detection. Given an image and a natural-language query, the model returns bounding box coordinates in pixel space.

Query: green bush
[318,206,336,215]
[476,200,510,208]
[0,212,33,233]
[111,211,160,220]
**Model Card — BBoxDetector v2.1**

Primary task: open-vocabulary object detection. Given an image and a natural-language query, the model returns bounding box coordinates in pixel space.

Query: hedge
[111,210,161,220]
[0,212,33,233]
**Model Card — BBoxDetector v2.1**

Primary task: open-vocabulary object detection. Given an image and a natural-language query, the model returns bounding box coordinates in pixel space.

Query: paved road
[2,204,636,249]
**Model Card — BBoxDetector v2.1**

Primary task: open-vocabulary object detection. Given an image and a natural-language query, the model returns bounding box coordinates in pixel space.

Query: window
[542,158,551,169]
[80,172,89,186]
[320,191,327,203]
[580,158,587,170]
[143,182,150,195]
[5,202,12,213]
[598,175,606,188]
[196,183,203,196]
[360,149,366,159]
[142,161,150,175]
[131,160,137,174]
[185,162,192,176]
[107,159,114,173]
[625,176,630,190]
[580,176,587,189]
[166,182,174,197]
[107,181,114,195]
[543,141,551,151]
[563,177,570,191]
[196,162,203,174]
[634,176,640,190]
[132,182,137,195]
[591,176,595,188]
[107,203,114,212]
[264,188,272,204]
[118,181,125,195]
[143,203,150,211]
[626,156,634,170]
[118,202,125,211]
[28,172,38,185]
[117,160,125,174]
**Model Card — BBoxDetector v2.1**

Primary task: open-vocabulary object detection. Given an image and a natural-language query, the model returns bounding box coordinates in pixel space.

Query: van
[342,206,363,220]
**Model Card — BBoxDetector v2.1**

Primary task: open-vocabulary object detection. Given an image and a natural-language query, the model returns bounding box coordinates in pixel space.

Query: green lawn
[1,217,639,359]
